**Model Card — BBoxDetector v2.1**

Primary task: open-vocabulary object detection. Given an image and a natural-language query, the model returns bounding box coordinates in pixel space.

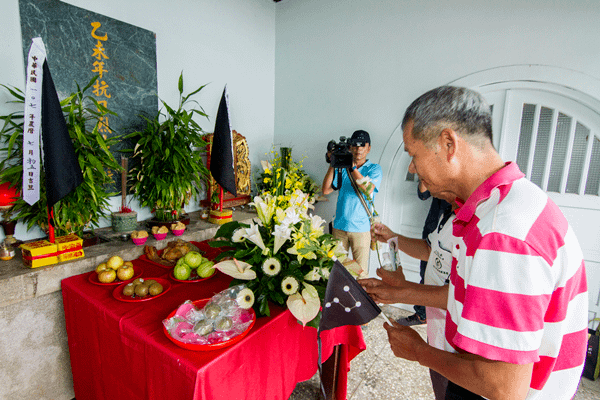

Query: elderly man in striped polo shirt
[361,86,588,400]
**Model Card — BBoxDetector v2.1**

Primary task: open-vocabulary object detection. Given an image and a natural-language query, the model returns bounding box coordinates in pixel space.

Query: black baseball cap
[350,130,370,146]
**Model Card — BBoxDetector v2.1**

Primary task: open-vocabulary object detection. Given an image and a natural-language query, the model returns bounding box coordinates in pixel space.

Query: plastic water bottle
[380,238,399,272]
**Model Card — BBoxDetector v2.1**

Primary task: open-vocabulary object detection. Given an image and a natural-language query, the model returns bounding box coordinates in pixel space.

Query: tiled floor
[290,306,600,400]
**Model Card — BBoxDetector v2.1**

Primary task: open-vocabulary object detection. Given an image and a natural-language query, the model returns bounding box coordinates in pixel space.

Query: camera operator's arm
[322,165,336,195]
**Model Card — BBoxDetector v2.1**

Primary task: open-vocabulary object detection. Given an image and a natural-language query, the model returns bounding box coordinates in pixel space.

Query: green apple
[173,263,192,280]
[176,257,188,268]
[197,260,215,278]
[183,251,203,268]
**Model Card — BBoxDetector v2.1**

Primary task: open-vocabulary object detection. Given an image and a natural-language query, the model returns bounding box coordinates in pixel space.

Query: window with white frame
[498,89,600,209]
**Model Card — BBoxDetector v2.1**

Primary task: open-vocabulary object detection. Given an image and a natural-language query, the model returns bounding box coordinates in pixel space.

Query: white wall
[0,0,276,241]
[4,0,600,245]
[274,0,600,278]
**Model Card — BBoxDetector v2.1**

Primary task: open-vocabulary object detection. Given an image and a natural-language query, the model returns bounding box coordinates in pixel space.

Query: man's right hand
[377,267,408,286]
[358,267,407,304]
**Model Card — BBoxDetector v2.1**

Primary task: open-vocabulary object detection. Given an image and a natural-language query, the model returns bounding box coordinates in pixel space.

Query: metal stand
[320,345,341,400]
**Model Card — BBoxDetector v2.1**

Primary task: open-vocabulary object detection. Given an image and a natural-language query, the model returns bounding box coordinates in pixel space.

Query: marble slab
[19,0,158,192]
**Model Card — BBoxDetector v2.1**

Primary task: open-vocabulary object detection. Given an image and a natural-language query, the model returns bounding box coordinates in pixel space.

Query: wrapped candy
[163,284,255,346]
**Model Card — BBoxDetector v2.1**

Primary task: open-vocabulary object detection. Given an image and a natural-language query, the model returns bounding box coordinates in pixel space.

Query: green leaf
[213,250,236,262]
[82,75,99,93]
[233,247,255,259]
[257,294,270,317]
[213,221,242,239]
[87,154,103,171]
[0,84,25,100]
[271,291,284,304]
[182,83,208,104]
[208,239,233,248]
[304,311,322,329]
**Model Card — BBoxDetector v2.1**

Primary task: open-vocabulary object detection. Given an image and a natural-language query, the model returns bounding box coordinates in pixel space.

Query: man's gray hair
[402,86,493,148]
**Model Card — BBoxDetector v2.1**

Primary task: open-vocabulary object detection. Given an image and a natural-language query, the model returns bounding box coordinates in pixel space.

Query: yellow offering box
[55,234,84,262]
[20,240,58,268]
[20,234,85,267]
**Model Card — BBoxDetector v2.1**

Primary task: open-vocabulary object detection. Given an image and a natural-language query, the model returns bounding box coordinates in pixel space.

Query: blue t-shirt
[333,160,382,232]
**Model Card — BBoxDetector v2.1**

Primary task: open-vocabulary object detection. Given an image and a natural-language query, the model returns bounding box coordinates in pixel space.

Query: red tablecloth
[62,241,365,400]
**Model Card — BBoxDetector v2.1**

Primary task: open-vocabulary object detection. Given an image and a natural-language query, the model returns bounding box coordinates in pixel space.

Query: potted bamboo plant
[123,72,210,228]
[0,77,122,238]
[111,156,137,232]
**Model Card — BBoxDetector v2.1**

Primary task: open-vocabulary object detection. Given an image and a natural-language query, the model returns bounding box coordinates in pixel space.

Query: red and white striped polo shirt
[446,162,588,399]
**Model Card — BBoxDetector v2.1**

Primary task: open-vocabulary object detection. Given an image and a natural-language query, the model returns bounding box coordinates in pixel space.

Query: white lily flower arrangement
[210,191,347,327]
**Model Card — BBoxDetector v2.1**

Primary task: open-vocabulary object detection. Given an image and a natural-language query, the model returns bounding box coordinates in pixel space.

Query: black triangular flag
[210,87,237,196]
[319,260,381,332]
[41,60,83,209]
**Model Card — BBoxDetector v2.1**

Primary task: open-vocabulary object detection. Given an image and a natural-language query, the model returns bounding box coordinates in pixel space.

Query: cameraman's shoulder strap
[331,168,342,190]
[348,169,372,219]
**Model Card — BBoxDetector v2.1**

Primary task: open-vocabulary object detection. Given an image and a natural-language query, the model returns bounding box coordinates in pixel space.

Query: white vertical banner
[22,37,47,205]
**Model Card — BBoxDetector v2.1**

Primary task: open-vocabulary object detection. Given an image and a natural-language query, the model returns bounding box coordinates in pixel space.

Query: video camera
[326,136,354,169]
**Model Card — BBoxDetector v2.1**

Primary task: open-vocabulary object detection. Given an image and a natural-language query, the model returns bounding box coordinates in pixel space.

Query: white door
[494,89,600,327]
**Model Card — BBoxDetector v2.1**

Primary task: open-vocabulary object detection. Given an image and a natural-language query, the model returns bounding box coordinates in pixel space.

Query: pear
[98,269,116,283]
[95,263,109,274]
[117,264,135,281]
[106,255,124,270]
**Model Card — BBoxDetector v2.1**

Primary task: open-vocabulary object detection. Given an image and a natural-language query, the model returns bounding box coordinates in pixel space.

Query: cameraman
[322,130,382,278]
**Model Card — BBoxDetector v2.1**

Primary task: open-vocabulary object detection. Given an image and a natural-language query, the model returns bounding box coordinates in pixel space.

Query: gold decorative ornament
[203,130,252,209]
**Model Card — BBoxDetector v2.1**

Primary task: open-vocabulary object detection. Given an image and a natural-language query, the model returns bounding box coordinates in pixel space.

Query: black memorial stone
[19,0,158,192]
